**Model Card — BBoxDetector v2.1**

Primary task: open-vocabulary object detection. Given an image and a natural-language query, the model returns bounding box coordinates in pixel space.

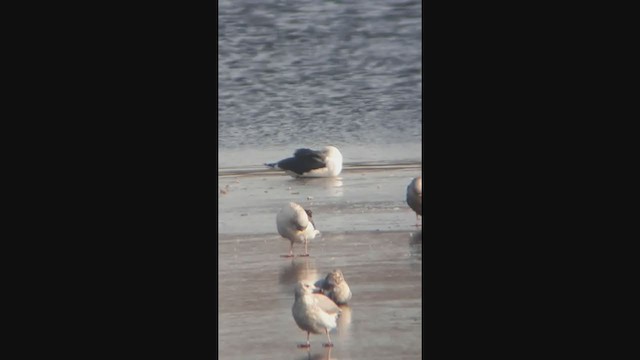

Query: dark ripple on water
[218,0,422,150]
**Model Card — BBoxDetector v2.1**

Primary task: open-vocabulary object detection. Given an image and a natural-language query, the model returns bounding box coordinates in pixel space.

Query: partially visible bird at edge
[407,175,422,226]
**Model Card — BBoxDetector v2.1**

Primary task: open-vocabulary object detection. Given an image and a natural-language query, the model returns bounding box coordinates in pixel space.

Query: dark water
[218,0,422,155]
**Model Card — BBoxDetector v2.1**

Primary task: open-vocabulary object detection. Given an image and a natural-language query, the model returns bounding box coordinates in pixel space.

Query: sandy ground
[218,165,422,360]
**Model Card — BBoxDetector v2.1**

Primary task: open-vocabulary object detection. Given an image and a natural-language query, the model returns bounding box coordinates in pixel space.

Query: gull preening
[292,281,342,348]
[277,202,320,257]
[265,146,343,178]
[315,269,352,305]
[406,176,422,226]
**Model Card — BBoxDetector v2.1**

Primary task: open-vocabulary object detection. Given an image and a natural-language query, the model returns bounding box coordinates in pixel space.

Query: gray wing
[313,293,341,315]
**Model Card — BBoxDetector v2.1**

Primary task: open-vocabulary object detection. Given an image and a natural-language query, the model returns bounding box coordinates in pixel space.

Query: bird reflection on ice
[409,230,422,263]
[297,346,337,360]
[337,304,352,338]
[292,177,344,198]
[279,258,319,291]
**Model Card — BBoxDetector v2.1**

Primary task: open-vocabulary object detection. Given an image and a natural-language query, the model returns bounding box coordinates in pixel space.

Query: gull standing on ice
[265,146,343,178]
[406,176,422,226]
[314,269,352,305]
[292,281,342,348]
[277,202,320,257]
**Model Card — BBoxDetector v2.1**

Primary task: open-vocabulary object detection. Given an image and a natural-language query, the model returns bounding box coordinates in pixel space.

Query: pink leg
[322,329,333,347]
[297,332,311,348]
[297,238,310,257]
[281,243,295,258]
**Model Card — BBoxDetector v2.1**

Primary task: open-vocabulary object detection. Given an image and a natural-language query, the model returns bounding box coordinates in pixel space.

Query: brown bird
[292,281,342,348]
[315,269,352,305]
[406,176,422,226]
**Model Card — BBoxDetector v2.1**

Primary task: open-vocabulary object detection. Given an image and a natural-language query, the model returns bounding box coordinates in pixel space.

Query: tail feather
[265,162,278,169]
